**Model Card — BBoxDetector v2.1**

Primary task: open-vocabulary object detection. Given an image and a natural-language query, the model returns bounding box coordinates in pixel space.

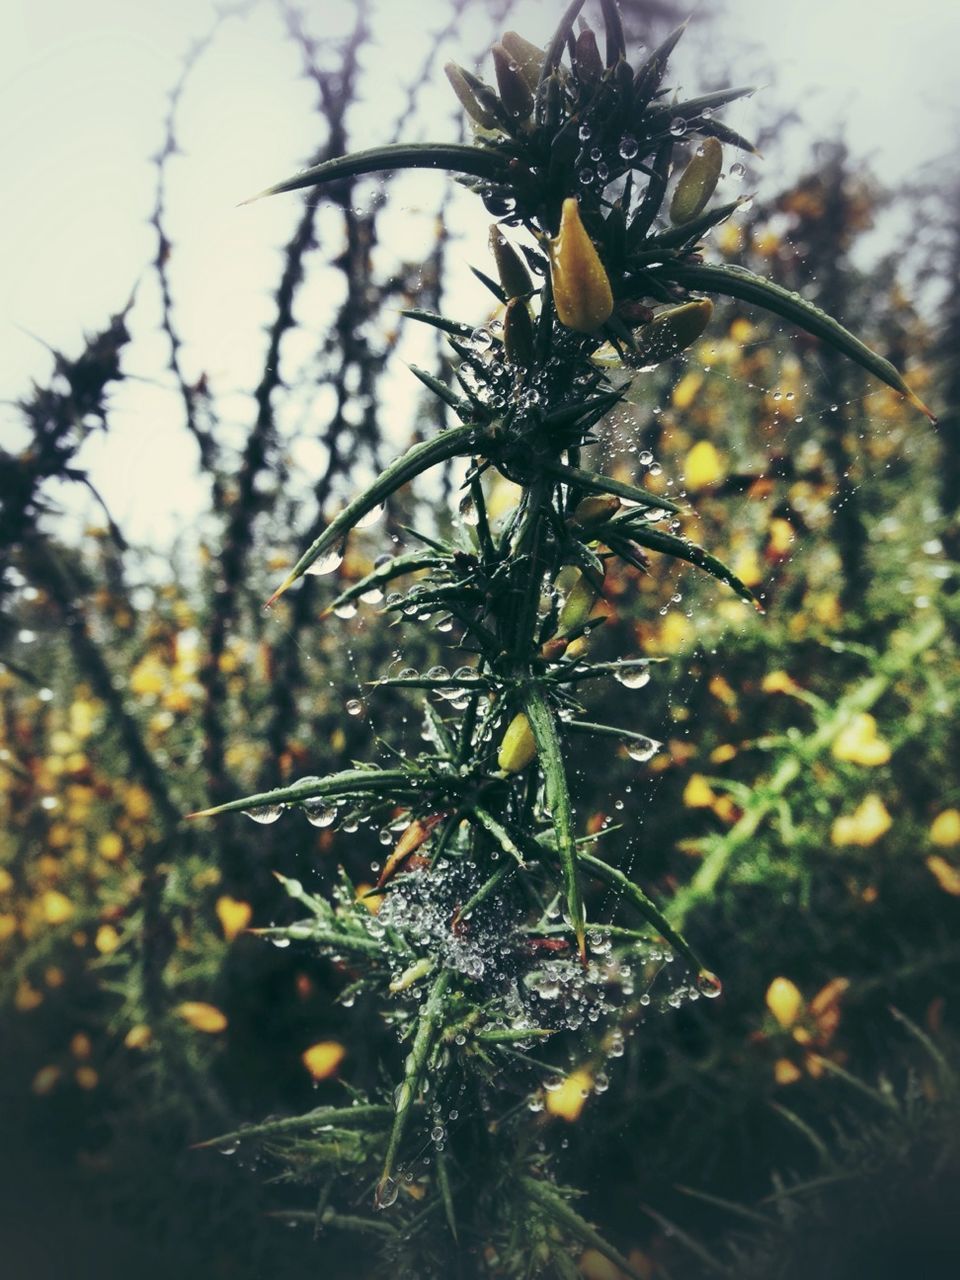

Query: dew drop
[243,805,283,825]
[304,548,342,576]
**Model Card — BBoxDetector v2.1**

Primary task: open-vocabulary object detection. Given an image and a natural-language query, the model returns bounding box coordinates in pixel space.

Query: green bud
[489,225,533,299]
[670,138,724,225]
[557,567,603,633]
[500,31,544,90]
[573,28,603,84]
[444,62,497,130]
[504,298,534,367]
[572,494,621,525]
[492,43,534,119]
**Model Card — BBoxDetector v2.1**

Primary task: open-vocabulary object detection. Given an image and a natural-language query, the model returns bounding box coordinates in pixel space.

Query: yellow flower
[176,1001,228,1034]
[930,810,960,847]
[545,1068,593,1122]
[216,895,253,942]
[0,914,17,941]
[42,890,74,925]
[15,981,43,1011]
[926,855,960,896]
[549,198,614,333]
[684,441,725,492]
[831,794,892,847]
[672,370,703,410]
[70,1032,93,1059]
[762,670,800,695]
[75,1066,99,1091]
[832,713,891,767]
[766,977,803,1029]
[301,1041,346,1081]
[683,774,715,808]
[0,867,13,894]
[124,784,152,821]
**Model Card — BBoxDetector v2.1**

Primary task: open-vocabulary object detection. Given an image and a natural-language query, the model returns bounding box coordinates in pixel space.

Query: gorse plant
[189,3,932,1274]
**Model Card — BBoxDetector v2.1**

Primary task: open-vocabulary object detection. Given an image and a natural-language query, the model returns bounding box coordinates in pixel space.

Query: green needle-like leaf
[378,969,452,1205]
[544,460,682,514]
[186,768,429,820]
[242,143,519,205]
[523,686,586,961]
[653,261,936,420]
[607,526,763,609]
[265,422,485,605]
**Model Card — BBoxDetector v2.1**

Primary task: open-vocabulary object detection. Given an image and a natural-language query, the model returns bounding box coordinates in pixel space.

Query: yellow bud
[549,198,614,333]
[557,567,603,634]
[670,137,723,224]
[216,895,253,942]
[124,1024,153,1051]
[498,712,538,773]
[42,890,74,925]
[766,976,804,1028]
[633,300,714,366]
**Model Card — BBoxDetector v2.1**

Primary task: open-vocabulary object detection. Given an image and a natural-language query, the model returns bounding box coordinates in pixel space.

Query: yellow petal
[95,924,121,954]
[216,895,253,942]
[766,976,804,1028]
[176,1001,228,1034]
[301,1040,346,1081]
[578,1247,623,1280]
[124,1024,153,1050]
[832,713,891,766]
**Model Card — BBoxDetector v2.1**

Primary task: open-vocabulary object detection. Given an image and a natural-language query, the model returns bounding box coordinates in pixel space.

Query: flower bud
[444,63,497,130]
[632,299,713,365]
[573,28,603,84]
[572,494,621,525]
[489,225,533,299]
[500,31,544,90]
[504,298,534,367]
[670,138,723,225]
[492,43,534,119]
[498,712,538,773]
[557,567,603,633]
[549,198,614,333]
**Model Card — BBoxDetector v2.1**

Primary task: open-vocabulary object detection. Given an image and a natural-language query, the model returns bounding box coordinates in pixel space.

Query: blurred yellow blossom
[930,810,960,847]
[831,794,892,846]
[124,1024,153,1050]
[301,1041,346,1080]
[832,713,891,767]
[766,977,803,1029]
[216,895,252,941]
[176,1001,228,1034]
[42,890,74,925]
[95,924,121,954]
[684,440,725,492]
[31,1065,61,1096]
[926,855,960,896]
[683,775,715,808]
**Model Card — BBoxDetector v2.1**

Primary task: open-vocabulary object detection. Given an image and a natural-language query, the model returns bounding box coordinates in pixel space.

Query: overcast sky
[3,0,958,546]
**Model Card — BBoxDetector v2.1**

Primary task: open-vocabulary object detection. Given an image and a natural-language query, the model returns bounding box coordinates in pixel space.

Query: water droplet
[619,135,638,160]
[303,800,335,828]
[616,664,651,690]
[375,1176,399,1209]
[730,161,746,180]
[346,699,363,717]
[333,601,357,619]
[243,805,283,824]
[669,117,687,137]
[356,504,384,529]
[304,548,342,576]
[627,736,662,763]
[458,493,479,526]
[697,970,723,999]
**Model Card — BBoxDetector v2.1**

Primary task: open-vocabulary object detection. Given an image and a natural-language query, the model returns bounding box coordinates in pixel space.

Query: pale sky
[3,0,958,548]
